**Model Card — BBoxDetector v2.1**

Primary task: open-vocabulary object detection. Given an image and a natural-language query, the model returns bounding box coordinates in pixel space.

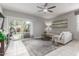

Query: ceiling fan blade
[48,10,53,12]
[44,3,48,7]
[48,6,56,9]
[38,10,43,12]
[37,6,43,9]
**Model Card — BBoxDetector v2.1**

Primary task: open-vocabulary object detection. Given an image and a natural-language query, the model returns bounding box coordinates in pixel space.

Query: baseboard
[34,36,42,39]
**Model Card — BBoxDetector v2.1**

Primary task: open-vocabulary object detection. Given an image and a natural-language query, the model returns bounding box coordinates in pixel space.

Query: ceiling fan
[37,3,56,13]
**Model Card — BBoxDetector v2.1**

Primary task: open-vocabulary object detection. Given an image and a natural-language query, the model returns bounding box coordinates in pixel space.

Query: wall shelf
[52,19,68,28]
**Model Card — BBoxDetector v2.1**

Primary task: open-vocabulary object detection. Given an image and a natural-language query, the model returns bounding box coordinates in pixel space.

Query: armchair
[52,31,72,44]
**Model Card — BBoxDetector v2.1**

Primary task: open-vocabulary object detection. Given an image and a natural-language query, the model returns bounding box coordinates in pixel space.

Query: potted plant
[0,31,7,42]
[0,30,7,56]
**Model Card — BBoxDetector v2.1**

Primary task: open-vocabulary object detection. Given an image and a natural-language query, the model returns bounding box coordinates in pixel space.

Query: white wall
[0,6,3,14]
[3,9,46,38]
[48,11,78,40]
[3,9,79,40]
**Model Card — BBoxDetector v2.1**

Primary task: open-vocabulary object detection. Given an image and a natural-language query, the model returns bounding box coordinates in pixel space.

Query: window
[9,20,31,33]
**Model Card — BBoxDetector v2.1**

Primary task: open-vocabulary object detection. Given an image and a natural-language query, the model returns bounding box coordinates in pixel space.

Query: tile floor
[46,40,79,56]
[4,39,79,56]
[5,40,30,56]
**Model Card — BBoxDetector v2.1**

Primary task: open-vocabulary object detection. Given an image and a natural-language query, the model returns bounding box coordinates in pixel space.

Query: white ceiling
[0,3,79,19]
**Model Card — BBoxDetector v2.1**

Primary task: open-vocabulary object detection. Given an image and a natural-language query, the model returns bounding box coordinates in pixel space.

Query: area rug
[22,38,62,56]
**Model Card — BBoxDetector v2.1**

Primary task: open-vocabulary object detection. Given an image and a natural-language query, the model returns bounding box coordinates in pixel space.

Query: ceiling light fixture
[43,9,48,13]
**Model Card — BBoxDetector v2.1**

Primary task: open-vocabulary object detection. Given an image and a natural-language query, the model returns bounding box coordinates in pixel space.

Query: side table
[0,41,4,56]
[52,35,59,46]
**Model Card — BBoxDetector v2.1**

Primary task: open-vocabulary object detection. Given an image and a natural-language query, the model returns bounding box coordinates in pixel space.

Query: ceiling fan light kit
[43,9,48,12]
